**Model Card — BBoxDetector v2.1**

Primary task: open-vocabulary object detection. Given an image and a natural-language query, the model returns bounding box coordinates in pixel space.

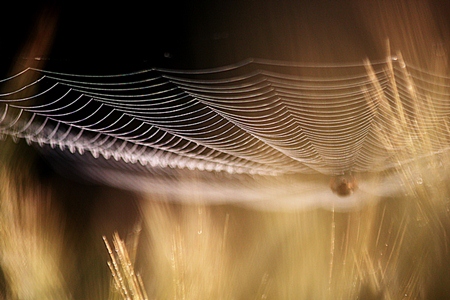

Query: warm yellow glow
[1,1,450,299]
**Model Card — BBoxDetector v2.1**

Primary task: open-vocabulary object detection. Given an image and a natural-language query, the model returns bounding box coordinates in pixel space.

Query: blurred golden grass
[0,141,70,299]
[103,231,148,300]
[1,1,450,298]
[1,60,450,299]
[1,61,450,299]
[2,86,450,299]
[2,181,450,300]
[100,51,450,299]
[102,187,450,299]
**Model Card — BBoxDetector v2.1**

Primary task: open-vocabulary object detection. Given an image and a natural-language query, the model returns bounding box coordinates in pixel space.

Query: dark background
[1,0,449,75]
[1,1,450,298]
[6,0,446,74]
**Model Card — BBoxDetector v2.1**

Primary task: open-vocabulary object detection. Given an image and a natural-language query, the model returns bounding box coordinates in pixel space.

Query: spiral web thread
[1,55,449,177]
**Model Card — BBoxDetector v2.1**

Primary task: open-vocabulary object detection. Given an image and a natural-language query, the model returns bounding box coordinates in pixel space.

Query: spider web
[1,56,450,188]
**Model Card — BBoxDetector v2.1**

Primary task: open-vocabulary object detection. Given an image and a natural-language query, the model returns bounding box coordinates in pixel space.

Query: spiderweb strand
[1,57,450,177]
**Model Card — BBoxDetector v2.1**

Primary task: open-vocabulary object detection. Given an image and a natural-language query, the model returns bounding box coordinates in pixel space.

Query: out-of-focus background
[1,0,450,299]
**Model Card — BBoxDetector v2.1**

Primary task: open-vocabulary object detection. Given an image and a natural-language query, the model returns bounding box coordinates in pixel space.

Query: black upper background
[2,1,450,76]
[0,0,402,75]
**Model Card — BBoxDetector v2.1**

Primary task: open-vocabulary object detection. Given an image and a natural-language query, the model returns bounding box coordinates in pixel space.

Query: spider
[330,173,358,197]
